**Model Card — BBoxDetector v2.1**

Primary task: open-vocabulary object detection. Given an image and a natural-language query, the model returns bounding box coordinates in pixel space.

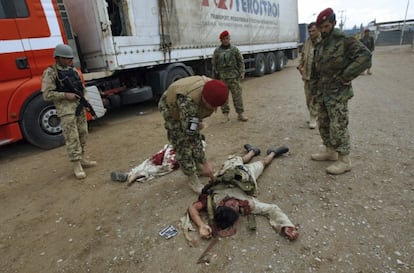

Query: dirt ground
[1,45,413,273]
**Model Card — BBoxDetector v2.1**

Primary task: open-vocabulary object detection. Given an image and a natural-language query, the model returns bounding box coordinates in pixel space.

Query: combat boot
[80,158,97,168]
[222,113,230,123]
[267,146,289,157]
[188,174,204,194]
[326,154,351,175]
[73,160,86,179]
[311,147,338,161]
[244,144,261,156]
[309,115,317,129]
[238,113,248,122]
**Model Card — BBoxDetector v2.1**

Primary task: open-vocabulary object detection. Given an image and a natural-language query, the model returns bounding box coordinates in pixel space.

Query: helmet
[53,44,74,58]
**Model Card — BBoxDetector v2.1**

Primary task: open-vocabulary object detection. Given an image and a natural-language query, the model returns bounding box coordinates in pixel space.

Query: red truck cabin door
[0,0,32,126]
[0,0,64,145]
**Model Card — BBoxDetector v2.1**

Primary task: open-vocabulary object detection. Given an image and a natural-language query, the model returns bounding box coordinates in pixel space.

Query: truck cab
[0,0,105,149]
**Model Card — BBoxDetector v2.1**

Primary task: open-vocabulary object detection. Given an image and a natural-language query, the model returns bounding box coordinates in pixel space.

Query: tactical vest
[52,65,84,95]
[164,76,213,120]
[214,165,256,196]
[214,46,242,80]
[201,166,256,235]
[215,46,236,70]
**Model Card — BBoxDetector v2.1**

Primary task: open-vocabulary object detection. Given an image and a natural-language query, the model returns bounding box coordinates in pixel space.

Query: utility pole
[400,0,410,45]
[338,10,346,31]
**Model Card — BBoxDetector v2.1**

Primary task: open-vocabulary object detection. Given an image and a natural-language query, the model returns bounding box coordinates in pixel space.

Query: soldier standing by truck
[310,8,371,175]
[212,30,248,122]
[41,44,97,179]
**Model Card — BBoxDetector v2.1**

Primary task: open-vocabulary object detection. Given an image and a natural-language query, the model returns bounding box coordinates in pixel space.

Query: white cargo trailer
[64,0,299,107]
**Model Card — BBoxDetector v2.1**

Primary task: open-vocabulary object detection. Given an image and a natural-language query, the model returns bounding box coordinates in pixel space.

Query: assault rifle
[61,76,98,119]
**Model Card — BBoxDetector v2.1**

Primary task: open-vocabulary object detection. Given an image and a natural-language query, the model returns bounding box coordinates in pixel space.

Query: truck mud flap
[86,86,106,118]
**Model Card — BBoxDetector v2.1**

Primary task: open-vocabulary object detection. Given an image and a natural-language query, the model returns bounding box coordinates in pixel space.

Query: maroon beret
[202,80,228,107]
[219,30,229,40]
[316,8,335,25]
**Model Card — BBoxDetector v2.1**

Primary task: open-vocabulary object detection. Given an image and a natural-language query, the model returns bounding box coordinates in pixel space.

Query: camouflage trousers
[60,112,88,161]
[164,121,205,177]
[317,94,351,155]
[221,78,244,114]
[304,80,319,118]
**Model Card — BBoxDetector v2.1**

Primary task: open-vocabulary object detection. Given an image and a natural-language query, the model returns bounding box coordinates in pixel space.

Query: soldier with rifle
[41,44,97,179]
[184,144,299,246]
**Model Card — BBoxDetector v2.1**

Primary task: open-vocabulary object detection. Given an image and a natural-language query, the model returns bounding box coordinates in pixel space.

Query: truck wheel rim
[41,107,62,134]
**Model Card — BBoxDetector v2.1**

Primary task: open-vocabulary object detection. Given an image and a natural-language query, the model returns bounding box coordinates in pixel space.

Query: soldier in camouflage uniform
[41,44,97,179]
[297,22,321,129]
[360,29,375,75]
[310,8,371,175]
[212,30,248,122]
[158,76,228,193]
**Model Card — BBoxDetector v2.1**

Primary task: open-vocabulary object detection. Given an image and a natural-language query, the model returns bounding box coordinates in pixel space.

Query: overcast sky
[297,0,413,28]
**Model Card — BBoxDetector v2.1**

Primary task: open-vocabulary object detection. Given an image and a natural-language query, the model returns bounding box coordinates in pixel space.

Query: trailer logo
[203,0,279,17]
[202,0,233,10]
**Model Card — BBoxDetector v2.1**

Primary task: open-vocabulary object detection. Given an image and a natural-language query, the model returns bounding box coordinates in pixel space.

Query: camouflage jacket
[360,35,375,52]
[158,76,215,163]
[298,34,321,81]
[312,29,371,98]
[159,76,214,121]
[211,44,245,80]
[41,64,86,117]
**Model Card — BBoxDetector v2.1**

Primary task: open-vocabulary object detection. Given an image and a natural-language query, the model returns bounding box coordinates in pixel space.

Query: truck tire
[20,94,64,149]
[275,51,285,71]
[253,53,266,76]
[265,53,276,74]
[166,67,190,89]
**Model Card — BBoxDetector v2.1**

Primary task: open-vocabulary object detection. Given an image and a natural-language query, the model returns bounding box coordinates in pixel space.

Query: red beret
[316,8,335,25]
[219,30,229,40]
[202,80,228,107]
